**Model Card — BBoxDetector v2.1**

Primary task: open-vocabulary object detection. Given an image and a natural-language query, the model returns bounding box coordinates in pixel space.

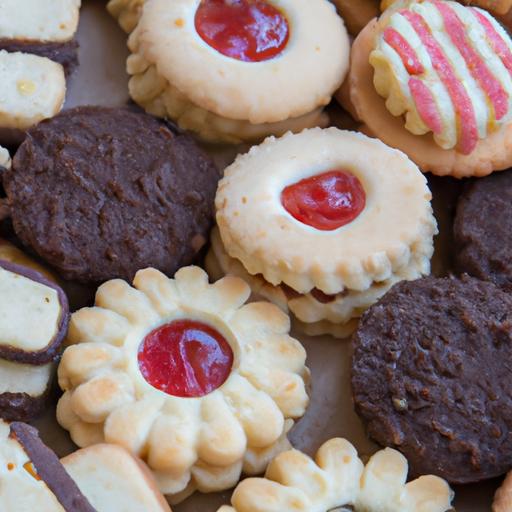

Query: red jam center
[138,320,233,398]
[194,0,289,62]
[281,170,366,231]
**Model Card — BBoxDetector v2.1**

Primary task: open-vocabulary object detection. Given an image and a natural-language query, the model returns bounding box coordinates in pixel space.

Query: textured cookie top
[216,128,437,294]
[371,0,512,154]
[128,0,349,124]
[3,106,219,283]
[218,437,453,512]
[0,0,80,42]
[352,275,512,483]
[454,170,512,291]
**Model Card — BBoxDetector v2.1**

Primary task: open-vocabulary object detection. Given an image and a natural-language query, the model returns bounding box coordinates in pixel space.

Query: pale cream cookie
[126,0,349,143]
[217,438,454,512]
[343,0,512,177]
[56,266,310,502]
[216,128,436,300]
[383,0,512,15]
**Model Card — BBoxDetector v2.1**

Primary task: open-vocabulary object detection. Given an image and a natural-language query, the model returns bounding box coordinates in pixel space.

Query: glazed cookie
[56,266,309,502]
[342,0,512,177]
[454,170,512,291]
[2,106,220,284]
[332,0,380,35]
[352,275,512,483]
[383,0,512,14]
[0,421,172,511]
[218,438,454,512]
[213,128,436,336]
[126,0,349,143]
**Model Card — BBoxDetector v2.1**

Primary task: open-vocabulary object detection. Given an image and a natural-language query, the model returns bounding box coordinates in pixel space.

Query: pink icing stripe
[409,77,443,134]
[434,1,508,121]
[400,9,478,154]
[384,27,424,75]
[473,8,512,75]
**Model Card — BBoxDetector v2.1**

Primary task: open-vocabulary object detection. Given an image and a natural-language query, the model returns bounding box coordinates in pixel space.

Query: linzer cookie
[56,266,309,502]
[126,0,349,143]
[352,275,512,484]
[217,438,454,512]
[210,128,437,337]
[342,0,512,177]
[2,106,220,284]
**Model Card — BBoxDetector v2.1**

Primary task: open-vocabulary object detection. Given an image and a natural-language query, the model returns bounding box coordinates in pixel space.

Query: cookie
[332,0,380,35]
[342,0,512,177]
[3,106,220,284]
[352,275,512,483]
[56,266,309,502]
[126,0,349,143]
[454,170,512,291]
[214,128,436,335]
[218,438,454,512]
[107,0,145,32]
[494,472,512,512]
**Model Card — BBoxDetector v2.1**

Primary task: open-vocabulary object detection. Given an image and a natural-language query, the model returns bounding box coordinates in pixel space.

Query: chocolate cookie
[3,106,220,283]
[352,275,512,484]
[454,170,512,291]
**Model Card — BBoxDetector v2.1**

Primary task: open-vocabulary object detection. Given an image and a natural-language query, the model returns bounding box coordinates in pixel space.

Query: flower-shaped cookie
[217,438,454,512]
[107,0,144,32]
[57,266,310,502]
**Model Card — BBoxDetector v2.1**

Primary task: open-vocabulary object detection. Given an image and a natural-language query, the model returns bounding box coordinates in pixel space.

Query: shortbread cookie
[332,0,380,35]
[343,0,512,177]
[0,50,65,132]
[57,266,310,501]
[127,0,349,143]
[494,472,512,512]
[215,128,436,333]
[3,106,219,283]
[107,0,145,32]
[218,438,454,512]
[353,275,512,483]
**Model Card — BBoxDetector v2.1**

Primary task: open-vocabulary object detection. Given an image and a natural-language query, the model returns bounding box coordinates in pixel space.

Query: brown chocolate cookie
[454,170,512,291]
[352,275,512,484]
[3,106,220,283]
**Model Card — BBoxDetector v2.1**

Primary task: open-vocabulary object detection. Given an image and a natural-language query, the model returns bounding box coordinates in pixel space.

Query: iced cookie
[217,438,454,512]
[342,0,512,177]
[332,0,380,35]
[0,259,68,421]
[353,275,512,483]
[0,421,172,511]
[2,106,220,284]
[56,266,309,502]
[212,128,437,337]
[126,0,349,143]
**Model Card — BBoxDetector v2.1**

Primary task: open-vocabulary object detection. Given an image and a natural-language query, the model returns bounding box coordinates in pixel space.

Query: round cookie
[218,438,453,512]
[126,0,350,143]
[2,106,220,284]
[341,0,512,177]
[352,275,512,484]
[454,170,512,291]
[57,266,309,502]
[331,0,380,35]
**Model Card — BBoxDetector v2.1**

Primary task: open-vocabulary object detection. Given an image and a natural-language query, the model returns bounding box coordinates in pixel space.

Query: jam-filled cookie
[2,106,220,284]
[0,421,172,511]
[341,0,512,177]
[352,275,512,483]
[126,0,350,143]
[332,0,380,35]
[211,128,437,337]
[56,266,309,502]
[217,438,454,511]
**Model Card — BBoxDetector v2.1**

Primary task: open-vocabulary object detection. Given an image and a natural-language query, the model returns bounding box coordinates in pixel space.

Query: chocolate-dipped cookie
[352,275,512,484]
[3,106,220,284]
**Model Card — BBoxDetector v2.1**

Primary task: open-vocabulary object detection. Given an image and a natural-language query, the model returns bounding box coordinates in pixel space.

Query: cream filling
[0,267,61,352]
[371,1,512,150]
[0,360,53,396]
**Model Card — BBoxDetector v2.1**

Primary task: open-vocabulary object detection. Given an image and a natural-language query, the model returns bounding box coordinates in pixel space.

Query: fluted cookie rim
[127,0,349,124]
[216,128,437,295]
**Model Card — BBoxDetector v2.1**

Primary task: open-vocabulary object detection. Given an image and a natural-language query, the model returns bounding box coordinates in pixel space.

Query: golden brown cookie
[332,0,380,35]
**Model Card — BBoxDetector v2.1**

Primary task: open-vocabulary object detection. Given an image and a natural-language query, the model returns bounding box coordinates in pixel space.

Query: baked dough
[217,438,454,512]
[493,472,512,512]
[126,0,349,142]
[107,0,145,32]
[332,0,380,34]
[383,0,512,15]
[57,266,310,502]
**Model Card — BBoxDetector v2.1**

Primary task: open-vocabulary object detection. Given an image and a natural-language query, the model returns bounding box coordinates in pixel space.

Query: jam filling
[281,170,366,231]
[138,319,233,398]
[195,0,289,62]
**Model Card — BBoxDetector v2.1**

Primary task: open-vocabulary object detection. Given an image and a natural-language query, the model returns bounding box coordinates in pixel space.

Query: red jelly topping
[195,0,289,62]
[281,170,366,231]
[138,320,233,398]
